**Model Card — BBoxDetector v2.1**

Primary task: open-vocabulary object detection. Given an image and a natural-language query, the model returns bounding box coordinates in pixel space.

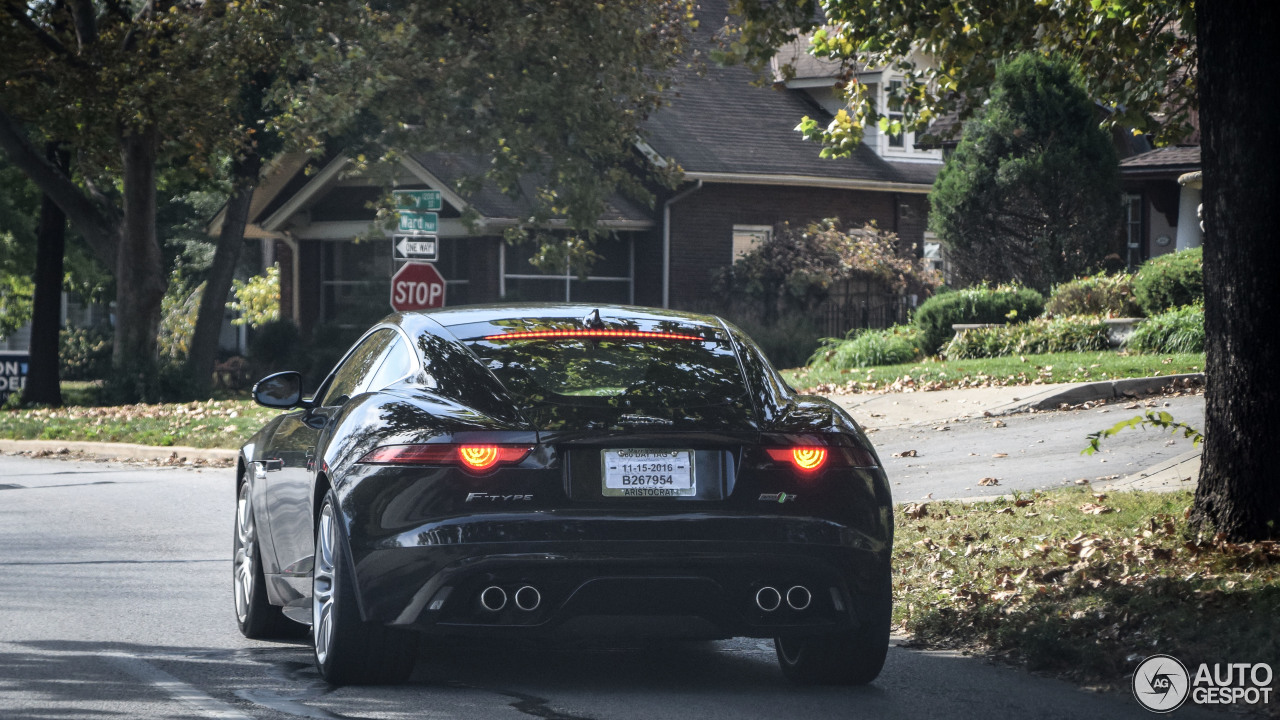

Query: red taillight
[765,446,877,472]
[767,447,827,472]
[358,444,533,472]
[481,329,704,342]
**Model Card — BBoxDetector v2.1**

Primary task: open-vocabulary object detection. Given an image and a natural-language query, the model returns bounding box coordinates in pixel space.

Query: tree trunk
[22,146,69,407]
[186,153,261,397]
[1192,3,1280,541]
[113,126,167,369]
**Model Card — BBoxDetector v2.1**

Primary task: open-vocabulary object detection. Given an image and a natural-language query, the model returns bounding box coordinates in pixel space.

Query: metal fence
[813,293,913,338]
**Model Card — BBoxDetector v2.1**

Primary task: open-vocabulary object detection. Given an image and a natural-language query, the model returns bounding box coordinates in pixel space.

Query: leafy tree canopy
[928,53,1121,291]
[721,0,1195,155]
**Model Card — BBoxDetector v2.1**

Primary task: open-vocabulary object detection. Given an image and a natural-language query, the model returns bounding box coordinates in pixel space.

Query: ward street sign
[397,211,438,233]
[391,261,446,311]
[393,189,443,211]
[393,235,438,261]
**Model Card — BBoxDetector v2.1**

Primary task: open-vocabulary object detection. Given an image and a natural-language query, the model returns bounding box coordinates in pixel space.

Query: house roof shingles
[642,2,937,189]
[1119,145,1201,171]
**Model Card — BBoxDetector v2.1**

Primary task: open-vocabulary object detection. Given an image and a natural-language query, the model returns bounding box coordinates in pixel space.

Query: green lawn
[783,351,1204,393]
[0,399,279,449]
[894,488,1278,705]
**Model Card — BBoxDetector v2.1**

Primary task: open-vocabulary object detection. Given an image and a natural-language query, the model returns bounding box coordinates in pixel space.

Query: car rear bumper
[346,512,891,640]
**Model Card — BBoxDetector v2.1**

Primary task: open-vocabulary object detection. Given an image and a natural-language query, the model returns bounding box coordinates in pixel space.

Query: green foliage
[712,218,940,320]
[1133,248,1204,316]
[943,316,1111,360]
[929,54,1121,290]
[59,326,113,381]
[229,265,281,328]
[0,273,33,338]
[1084,411,1204,456]
[1045,272,1142,318]
[911,284,1045,356]
[808,325,923,370]
[159,277,204,362]
[1127,303,1205,355]
[725,0,1195,150]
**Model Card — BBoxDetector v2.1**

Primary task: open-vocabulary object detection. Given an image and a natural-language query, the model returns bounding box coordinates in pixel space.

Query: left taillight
[358,444,533,472]
[765,445,877,473]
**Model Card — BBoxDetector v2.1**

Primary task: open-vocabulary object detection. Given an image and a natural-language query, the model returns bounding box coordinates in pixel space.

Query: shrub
[808,325,923,370]
[912,284,1045,355]
[248,318,301,376]
[726,313,826,370]
[1126,303,1205,354]
[60,325,113,381]
[1133,247,1202,315]
[1045,272,1142,318]
[943,316,1110,359]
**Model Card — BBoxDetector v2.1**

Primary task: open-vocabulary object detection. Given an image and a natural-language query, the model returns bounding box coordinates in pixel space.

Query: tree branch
[4,1,86,67]
[0,105,119,268]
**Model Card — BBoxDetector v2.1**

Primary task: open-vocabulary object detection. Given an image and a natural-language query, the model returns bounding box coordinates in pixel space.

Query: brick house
[217,4,940,338]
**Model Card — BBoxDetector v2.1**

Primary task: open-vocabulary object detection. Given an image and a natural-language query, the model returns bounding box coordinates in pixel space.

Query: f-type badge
[466,493,534,502]
[758,492,797,503]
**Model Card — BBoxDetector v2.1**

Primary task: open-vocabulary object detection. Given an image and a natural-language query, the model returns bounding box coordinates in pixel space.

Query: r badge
[758,492,796,503]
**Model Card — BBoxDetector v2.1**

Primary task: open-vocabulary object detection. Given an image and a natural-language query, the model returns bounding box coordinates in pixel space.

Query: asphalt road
[0,414,1219,720]
[869,394,1205,501]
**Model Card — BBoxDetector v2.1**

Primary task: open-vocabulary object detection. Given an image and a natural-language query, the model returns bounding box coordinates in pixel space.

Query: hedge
[943,315,1111,359]
[1133,247,1202,316]
[912,285,1045,355]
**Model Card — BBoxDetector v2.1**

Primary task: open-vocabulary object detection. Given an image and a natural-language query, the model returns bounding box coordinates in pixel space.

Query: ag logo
[758,492,797,503]
[1133,654,1190,713]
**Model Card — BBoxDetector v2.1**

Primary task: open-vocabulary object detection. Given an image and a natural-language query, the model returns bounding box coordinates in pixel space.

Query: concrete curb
[0,438,237,463]
[998,373,1204,414]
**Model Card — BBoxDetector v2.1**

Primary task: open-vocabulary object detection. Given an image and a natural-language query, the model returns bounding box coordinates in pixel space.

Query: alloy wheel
[313,502,337,664]
[233,484,256,624]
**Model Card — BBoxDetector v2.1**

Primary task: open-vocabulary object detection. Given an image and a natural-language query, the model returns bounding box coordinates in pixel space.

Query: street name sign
[397,211,438,233]
[393,189,443,211]
[391,261,447,311]
[392,235,438,261]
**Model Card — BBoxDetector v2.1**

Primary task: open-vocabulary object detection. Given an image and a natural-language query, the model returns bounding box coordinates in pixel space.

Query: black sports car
[235,304,893,685]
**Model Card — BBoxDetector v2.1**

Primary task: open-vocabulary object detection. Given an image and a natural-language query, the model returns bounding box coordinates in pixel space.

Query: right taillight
[358,444,533,473]
[765,445,877,473]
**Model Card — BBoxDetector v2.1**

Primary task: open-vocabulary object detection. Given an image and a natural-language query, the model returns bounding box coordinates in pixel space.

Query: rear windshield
[464,334,749,409]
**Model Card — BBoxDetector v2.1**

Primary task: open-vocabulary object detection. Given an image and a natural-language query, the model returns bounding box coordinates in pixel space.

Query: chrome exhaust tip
[755,586,782,612]
[479,585,507,612]
[786,585,812,611]
[514,585,541,612]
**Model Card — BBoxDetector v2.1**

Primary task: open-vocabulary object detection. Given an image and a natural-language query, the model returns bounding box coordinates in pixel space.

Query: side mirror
[253,371,304,409]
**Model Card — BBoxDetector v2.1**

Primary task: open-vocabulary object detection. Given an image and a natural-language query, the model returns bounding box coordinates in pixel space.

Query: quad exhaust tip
[479,585,507,612]
[514,585,541,612]
[755,586,782,612]
[786,585,812,611]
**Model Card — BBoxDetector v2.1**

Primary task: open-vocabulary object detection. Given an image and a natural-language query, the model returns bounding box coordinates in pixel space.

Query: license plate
[601,449,695,497]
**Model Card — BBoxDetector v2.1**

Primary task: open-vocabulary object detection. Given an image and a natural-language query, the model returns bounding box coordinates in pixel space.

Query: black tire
[234,481,300,639]
[312,491,419,685]
[774,568,892,685]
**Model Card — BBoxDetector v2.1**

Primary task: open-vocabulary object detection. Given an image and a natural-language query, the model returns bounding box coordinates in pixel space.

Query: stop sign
[390,261,447,311]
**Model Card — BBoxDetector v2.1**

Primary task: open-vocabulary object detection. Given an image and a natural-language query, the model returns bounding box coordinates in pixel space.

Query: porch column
[1176,171,1204,251]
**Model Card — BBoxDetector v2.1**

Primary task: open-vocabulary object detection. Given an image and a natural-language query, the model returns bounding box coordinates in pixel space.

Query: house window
[1123,194,1144,269]
[502,233,633,304]
[887,81,905,149]
[732,225,772,260]
[320,237,470,328]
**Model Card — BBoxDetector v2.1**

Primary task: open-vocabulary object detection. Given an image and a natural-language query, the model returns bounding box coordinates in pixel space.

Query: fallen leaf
[1075,478,1091,485]
[1080,503,1114,515]
[992,452,1008,458]
[995,507,1014,515]
[991,420,1007,428]
[903,503,929,519]
[1014,498,1034,507]
[978,477,1000,486]
[892,449,919,458]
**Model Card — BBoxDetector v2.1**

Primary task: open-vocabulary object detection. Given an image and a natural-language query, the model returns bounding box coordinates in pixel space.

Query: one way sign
[392,235,438,261]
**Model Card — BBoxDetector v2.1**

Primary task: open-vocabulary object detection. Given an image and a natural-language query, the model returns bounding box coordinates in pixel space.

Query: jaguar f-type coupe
[234,304,893,685]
